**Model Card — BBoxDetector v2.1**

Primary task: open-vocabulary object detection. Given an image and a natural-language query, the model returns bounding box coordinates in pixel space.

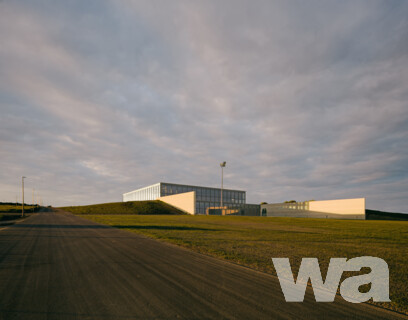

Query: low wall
[261,198,366,220]
[207,204,260,216]
[159,192,196,215]
[309,198,365,215]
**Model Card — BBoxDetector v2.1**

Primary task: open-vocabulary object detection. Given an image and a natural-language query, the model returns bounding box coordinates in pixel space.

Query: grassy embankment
[59,200,185,215]
[0,203,39,221]
[63,202,408,314]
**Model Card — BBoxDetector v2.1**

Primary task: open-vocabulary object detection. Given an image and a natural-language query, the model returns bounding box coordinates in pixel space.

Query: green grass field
[0,203,39,221]
[59,200,185,215]
[78,214,408,314]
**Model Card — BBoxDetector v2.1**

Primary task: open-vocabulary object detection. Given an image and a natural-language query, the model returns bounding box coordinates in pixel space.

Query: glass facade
[122,183,161,201]
[123,182,246,214]
[208,204,260,216]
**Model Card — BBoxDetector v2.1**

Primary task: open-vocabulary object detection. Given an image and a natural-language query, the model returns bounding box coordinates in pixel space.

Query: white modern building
[123,182,247,215]
[123,183,364,219]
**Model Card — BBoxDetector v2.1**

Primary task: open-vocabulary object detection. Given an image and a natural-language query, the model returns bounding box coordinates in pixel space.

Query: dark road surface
[0,211,406,320]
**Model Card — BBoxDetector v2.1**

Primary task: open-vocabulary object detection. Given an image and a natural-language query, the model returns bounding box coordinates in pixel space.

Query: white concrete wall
[261,198,366,219]
[308,198,365,215]
[158,191,196,215]
[263,209,364,220]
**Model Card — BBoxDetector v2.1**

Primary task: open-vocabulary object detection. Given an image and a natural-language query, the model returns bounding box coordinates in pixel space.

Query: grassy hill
[366,209,408,221]
[0,202,40,222]
[59,200,186,215]
[0,203,40,213]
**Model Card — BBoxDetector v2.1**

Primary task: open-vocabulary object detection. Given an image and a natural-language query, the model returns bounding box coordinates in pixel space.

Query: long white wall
[261,198,366,219]
[308,198,365,215]
[158,191,196,215]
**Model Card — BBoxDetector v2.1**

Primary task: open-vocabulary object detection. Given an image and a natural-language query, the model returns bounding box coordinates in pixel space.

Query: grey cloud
[0,0,407,212]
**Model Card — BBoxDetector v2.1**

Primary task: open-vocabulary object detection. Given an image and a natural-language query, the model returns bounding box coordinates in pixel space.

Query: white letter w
[272,258,347,302]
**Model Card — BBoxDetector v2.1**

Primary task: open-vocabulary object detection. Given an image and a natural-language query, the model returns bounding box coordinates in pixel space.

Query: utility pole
[220,161,226,212]
[22,176,26,217]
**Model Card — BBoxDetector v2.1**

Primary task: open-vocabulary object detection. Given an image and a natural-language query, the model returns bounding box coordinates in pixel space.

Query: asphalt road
[0,211,406,320]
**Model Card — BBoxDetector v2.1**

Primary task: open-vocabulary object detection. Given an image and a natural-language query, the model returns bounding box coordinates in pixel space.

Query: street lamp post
[220,162,226,212]
[22,176,26,217]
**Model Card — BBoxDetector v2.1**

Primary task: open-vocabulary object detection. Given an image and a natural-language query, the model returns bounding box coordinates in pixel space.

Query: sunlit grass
[0,204,38,213]
[0,203,39,220]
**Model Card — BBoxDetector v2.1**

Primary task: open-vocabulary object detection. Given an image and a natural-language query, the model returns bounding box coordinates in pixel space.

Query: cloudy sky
[1,0,407,211]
